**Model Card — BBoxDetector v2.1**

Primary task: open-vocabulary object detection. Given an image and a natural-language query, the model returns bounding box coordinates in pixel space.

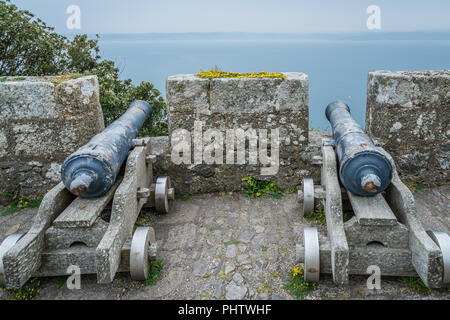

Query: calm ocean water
[97,34,450,130]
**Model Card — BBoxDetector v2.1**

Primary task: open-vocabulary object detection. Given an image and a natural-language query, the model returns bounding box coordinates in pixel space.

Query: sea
[94,32,450,130]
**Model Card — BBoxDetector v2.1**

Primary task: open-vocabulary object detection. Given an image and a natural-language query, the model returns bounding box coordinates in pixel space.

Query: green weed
[145,259,163,286]
[242,177,283,199]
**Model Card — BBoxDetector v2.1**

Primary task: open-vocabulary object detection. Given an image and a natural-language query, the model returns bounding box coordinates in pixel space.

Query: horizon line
[62,30,450,36]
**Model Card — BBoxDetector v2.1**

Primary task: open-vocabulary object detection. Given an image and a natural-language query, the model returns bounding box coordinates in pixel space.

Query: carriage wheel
[0,233,25,287]
[427,230,450,286]
[302,178,315,215]
[155,176,172,213]
[130,227,155,281]
[303,227,320,283]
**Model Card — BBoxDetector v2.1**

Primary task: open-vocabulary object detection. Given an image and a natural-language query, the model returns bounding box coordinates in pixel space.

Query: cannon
[0,101,175,289]
[62,100,152,198]
[326,101,392,196]
[297,101,449,289]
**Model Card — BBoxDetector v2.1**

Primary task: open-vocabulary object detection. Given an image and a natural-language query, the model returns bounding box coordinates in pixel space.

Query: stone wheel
[0,233,25,287]
[302,178,315,215]
[155,176,171,214]
[130,227,155,281]
[427,230,450,286]
[303,227,320,283]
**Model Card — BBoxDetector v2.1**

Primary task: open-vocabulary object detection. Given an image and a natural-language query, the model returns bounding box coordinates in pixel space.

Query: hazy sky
[10,0,450,34]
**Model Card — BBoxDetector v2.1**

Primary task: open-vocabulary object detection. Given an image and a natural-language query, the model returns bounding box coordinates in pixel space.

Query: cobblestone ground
[0,186,449,300]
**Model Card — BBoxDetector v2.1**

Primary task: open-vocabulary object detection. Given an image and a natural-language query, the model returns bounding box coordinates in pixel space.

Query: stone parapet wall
[165,72,319,194]
[366,70,449,185]
[149,131,328,195]
[0,75,104,200]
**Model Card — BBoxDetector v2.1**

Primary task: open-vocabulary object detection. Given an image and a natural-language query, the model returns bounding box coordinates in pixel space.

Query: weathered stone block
[45,163,62,183]
[166,74,210,114]
[12,124,78,158]
[166,72,312,194]
[210,72,308,113]
[366,70,450,185]
[0,75,104,200]
[0,80,58,119]
[0,130,8,158]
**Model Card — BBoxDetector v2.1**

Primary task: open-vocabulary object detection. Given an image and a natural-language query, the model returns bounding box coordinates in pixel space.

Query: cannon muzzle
[61,100,152,198]
[325,101,392,196]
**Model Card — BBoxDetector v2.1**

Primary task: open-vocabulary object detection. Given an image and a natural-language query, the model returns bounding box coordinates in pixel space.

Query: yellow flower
[197,70,285,80]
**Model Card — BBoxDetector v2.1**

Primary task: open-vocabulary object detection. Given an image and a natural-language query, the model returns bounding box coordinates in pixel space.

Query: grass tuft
[223,237,240,247]
[0,192,42,216]
[400,276,431,295]
[177,193,193,201]
[145,259,163,286]
[304,200,353,225]
[405,182,425,193]
[8,278,41,300]
[304,200,326,225]
[256,281,274,294]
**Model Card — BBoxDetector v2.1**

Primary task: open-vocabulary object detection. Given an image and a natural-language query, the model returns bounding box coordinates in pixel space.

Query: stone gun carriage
[297,101,449,288]
[0,101,175,288]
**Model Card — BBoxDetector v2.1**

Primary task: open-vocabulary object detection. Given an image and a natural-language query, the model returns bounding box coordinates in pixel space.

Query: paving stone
[226,244,237,258]
[163,224,197,251]
[265,232,281,244]
[236,254,251,265]
[222,231,232,242]
[213,279,223,298]
[232,273,244,285]
[224,261,235,275]
[225,281,247,300]
[255,226,265,233]
[238,244,247,253]
[238,228,255,243]
[193,260,208,277]
[257,292,271,300]
[212,230,222,238]
[202,281,212,291]
[250,233,265,250]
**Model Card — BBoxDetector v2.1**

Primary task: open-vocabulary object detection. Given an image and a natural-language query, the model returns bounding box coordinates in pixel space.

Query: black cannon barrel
[61,100,152,198]
[325,101,392,196]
